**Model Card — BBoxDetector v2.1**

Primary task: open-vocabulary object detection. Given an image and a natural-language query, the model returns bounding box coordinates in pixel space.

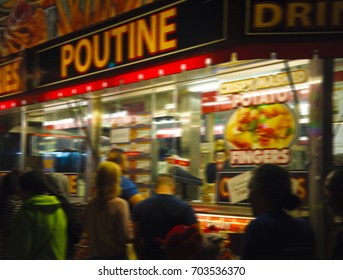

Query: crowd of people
[0,147,343,260]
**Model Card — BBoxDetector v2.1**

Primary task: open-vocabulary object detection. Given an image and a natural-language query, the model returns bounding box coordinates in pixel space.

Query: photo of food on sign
[224,103,298,150]
[0,0,156,57]
[0,0,48,57]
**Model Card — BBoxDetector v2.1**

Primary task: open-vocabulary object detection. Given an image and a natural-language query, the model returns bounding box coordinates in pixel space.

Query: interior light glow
[153,119,180,125]
[188,81,219,92]
[300,103,309,115]
[165,103,176,110]
[205,58,212,66]
[103,111,128,119]
[299,118,310,123]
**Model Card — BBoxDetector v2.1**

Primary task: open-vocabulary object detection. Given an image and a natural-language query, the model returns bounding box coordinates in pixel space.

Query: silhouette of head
[249,164,300,216]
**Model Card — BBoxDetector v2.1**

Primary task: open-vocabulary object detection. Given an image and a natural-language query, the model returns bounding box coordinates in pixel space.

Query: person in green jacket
[9,170,67,260]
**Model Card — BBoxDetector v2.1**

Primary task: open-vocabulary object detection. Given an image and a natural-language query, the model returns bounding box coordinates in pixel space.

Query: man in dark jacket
[133,174,198,259]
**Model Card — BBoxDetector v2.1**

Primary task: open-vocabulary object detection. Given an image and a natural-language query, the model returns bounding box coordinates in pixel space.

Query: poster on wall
[224,103,299,166]
[220,70,306,166]
[0,0,156,58]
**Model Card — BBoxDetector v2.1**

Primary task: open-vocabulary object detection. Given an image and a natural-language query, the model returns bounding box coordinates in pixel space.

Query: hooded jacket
[9,195,67,260]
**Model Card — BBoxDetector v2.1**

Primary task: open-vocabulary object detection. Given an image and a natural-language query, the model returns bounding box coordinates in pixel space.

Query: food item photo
[224,103,298,150]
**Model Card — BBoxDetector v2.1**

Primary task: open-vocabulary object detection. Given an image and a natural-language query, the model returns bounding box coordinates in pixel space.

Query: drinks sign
[246,0,343,34]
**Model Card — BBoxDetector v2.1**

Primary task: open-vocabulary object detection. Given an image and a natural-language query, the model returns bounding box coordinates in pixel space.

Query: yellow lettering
[75,39,92,74]
[59,8,178,78]
[159,8,177,51]
[137,15,157,57]
[254,3,282,28]
[128,22,136,60]
[0,61,21,95]
[0,69,2,93]
[112,25,128,64]
[66,174,77,195]
[93,33,110,69]
[61,44,74,78]
[4,64,12,92]
[316,2,326,26]
[10,61,20,92]
[332,2,343,26]
[287,3,311,27]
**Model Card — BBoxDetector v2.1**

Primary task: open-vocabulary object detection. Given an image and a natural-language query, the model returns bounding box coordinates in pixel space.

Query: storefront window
[0,112,21,171]
[100,59,312,206]
[154,88,178,161]
[103,89,153,197]
[24,100,87,199]
[192,60,311,206]
[333,59,343,166]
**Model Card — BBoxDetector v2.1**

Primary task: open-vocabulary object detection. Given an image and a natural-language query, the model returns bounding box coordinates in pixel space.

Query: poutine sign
[34,0,227,88]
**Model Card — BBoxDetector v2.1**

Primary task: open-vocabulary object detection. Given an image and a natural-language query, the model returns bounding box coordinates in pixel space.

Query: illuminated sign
[221,71,304,166]
[224,102,299,165]
[35,0,226,88]
[247,0,343,34]
[0,59,24,96]
[60,7,177,79]
[219,69,308,94]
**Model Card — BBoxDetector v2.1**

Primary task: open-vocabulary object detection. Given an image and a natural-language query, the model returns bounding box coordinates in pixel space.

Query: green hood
[9,194,67,260]
[22,195,61,213]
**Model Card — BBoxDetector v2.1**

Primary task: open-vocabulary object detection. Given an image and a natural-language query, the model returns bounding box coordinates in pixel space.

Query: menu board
[110,112,152,190]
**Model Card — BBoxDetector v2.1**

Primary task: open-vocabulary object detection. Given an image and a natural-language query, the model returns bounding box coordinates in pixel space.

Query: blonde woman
[84,161,130,259]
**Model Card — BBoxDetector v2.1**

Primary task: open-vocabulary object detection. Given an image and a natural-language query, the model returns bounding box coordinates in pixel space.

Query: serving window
[197,60,311,206]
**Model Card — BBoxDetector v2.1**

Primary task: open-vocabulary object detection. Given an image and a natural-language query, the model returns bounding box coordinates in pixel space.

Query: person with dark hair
[205,139,230,184]
[47,173,82,259]
[241,164,315,260]
[107,148,144,207]
[84,161,130,260]
[8,170,67,260]
[133,174,199,259]
[323,166,343,259]
[0,170,22,259]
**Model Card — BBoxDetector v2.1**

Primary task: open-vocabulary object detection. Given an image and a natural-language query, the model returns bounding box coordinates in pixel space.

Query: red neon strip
[0,51,227,111]
[1,40,343,111]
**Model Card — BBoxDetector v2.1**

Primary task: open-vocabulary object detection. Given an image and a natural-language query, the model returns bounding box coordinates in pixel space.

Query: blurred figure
[205,139,230,184]
[84,161,130,259]
[241,164,315,260]
[323,166,343,259]
[107,148,144,207]
[0,170,22,260]
[133,174,198,259]
[161,150,203,201]
[47,173,82,259]
[9,170,67,259]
